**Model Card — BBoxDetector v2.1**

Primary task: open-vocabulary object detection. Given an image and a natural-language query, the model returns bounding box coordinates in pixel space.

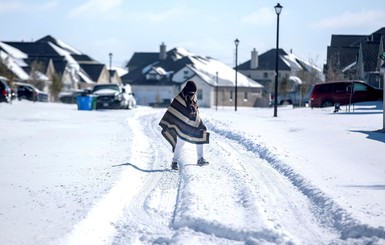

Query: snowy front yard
[0,101,384,244]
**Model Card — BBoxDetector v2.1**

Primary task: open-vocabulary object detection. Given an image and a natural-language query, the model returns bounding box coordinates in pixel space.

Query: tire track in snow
[128,112,290,243]
[171,131,293,243]
[56,115,154,245]
[57,111,177,245]
[206,118,385,242]
[112,111,179,244]
[211,133,339,244]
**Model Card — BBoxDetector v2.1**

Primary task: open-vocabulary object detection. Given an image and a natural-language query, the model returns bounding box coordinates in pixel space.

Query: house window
[197,89,203,100]
[244,92,248,101]
[146,73,158,80]
[230,90,233,101]
[263,72,268,78]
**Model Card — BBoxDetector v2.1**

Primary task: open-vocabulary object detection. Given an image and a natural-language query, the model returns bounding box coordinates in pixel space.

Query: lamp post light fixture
[109,52,113,83]
[234,38,239,111]
[273,3,282,117]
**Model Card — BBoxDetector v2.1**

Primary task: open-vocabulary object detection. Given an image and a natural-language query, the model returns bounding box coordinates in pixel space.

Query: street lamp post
[109,52,113,83]
[273,3,282,117]
[380,52,385,130]
[216,72,219,111]
[234,38,239,111]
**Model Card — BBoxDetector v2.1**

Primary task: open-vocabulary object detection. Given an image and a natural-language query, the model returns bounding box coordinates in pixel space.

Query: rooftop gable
[238,48,291,71]
[361,42,380,71]
[4,41,59,57]
[326,46,359,68]
[372,27,385,35]
[80,63,104,81]
[0,41,28,59]
[37,35,82,55]
[369,32,385,42]
[330,34,367,48]
[72,54,97,64]
[126,52,159,71]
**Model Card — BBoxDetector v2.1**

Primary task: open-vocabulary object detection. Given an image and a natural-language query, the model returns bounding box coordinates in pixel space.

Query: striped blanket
[159,94,210,151]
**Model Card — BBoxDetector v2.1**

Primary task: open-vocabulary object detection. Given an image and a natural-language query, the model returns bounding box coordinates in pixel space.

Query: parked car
[14,82,49,102]
[91,83,136,109]
[59,90,85,104]
[0,76,12,103]
[308,80,383,108]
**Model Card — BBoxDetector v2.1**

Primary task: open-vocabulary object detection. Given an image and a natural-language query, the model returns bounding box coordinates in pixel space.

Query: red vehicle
[308,80,383,108]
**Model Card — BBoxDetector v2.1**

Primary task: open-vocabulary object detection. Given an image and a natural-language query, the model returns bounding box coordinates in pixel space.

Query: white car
[91,83,136,109]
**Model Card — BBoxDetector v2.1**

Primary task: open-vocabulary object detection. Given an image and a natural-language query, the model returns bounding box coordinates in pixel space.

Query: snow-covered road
[1,101,384,244]
[63,110,337,244]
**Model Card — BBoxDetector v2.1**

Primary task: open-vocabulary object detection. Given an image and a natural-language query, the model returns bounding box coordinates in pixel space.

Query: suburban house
[237,48,323,105]
[0,35,117,100]
[325,27,385,88]
[109,70,123,84]
[121,43,266,108]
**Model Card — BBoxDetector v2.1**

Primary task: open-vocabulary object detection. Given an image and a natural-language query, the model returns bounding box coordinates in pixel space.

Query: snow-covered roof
[136,47,263,88]
[189,56,263,88]
[112,66,128,77]
[1,36,110,87]
[0,41,28,59]
[54,38,82,55]
[282,51,322,73]
[48,42,79,67]
[142,61,159,74]
[153,66,167,76]
[172,47,196,60]
[281,54,302,71]
[289,75,302,85]
[0,50,29,80]
[342,61,357,73]
[48,41,95,84]
[34,71,49,81]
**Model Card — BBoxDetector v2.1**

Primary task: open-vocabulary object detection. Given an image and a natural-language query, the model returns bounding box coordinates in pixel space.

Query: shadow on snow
[350,130,385,144]
[112,162,171,173]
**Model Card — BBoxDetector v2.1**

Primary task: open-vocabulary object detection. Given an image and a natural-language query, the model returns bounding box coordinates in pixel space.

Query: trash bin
[77,95,96,110]
[91,95,97,110]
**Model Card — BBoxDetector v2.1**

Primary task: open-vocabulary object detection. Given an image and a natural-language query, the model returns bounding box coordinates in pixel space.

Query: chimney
[159,42,167,60]
[250,48,258,69]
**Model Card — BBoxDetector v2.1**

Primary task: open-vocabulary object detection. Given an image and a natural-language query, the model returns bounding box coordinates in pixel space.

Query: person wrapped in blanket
[159,80,210,170]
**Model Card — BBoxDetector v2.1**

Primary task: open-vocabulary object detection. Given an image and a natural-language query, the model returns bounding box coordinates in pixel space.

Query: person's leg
[172,137,185,163]
[196,144,209,165]
[196,144,203,160]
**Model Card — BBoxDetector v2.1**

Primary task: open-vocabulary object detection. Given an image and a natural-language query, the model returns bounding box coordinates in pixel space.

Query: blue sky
[1,0,385,69]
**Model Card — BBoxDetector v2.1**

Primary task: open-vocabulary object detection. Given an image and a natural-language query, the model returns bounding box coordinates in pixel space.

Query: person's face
[186,92,195,102]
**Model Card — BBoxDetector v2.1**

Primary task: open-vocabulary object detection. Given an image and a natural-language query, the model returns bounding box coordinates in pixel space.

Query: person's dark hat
[183,80,197,94]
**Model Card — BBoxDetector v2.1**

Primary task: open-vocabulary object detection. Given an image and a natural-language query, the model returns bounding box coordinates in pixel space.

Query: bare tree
[278,74,290,103]
[29,60,46,91]
[295,56,324,106]
[325,53,344,81]
[50,73,63,102]
[0,62,13,79]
